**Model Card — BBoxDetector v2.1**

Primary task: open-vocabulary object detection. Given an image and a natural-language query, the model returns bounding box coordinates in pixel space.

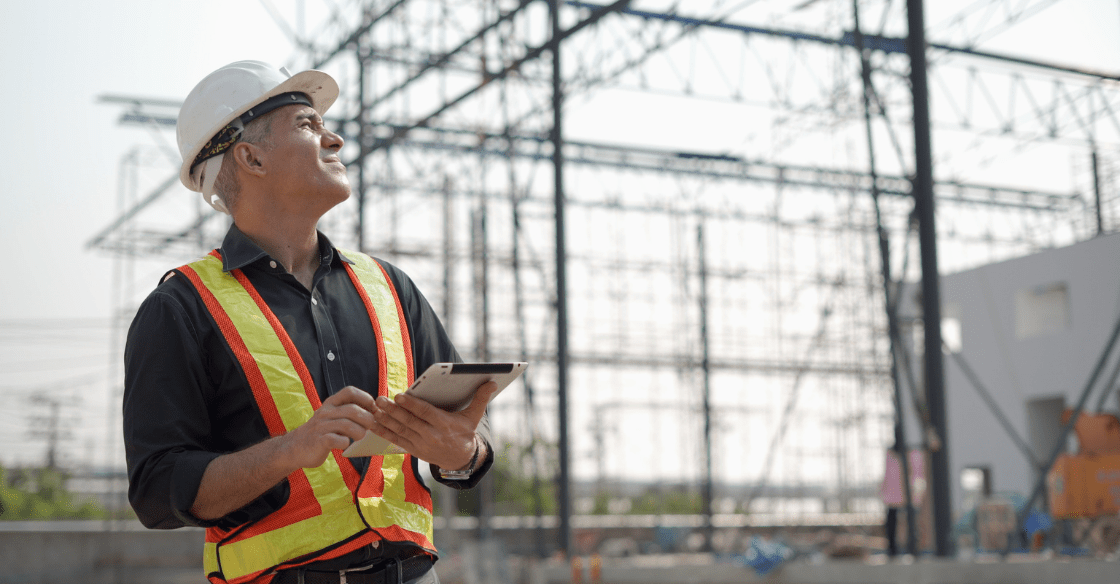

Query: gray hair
[213,112,277,212]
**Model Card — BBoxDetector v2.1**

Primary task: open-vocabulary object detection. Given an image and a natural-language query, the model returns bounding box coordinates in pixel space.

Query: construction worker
[123,61,495,584]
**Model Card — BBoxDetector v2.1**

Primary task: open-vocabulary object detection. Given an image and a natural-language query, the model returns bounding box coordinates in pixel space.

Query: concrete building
[899,232,1120,521]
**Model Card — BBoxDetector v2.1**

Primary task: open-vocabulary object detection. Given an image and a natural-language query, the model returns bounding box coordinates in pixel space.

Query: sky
[0,1,294,321]
[0,0,1117,472]
[0,1,299,469]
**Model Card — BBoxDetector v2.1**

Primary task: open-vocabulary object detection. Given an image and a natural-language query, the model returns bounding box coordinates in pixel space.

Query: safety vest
[176,249,435,584]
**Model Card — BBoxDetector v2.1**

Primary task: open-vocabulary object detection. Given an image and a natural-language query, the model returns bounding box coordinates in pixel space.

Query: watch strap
[438,438,480,481]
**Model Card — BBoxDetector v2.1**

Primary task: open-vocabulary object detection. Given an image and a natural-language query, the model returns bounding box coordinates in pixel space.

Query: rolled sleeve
[123,288,220,529]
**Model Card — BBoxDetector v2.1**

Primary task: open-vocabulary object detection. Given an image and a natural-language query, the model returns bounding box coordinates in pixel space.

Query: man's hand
[369,381,498,470]
[278,385,378,469]
[190,385,377,520]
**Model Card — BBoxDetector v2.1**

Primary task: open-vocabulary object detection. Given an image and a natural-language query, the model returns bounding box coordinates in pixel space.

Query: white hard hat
[176,60,339,212]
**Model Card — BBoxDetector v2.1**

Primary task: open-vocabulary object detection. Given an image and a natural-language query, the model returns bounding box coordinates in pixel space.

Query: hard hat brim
[178,68,340,193]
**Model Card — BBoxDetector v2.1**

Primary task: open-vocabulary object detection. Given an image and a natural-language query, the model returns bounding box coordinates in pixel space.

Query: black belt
[272,555,433,584]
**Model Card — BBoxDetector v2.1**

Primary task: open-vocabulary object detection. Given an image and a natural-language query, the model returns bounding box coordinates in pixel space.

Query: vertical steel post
[440,177,457,550]
[698,222,714,551]
[550,0,573,558]
[852,0,917,556]
[474,202,494,543]
[906,0,951,556]
[356,49,367,250]
[1093,149,1103,235]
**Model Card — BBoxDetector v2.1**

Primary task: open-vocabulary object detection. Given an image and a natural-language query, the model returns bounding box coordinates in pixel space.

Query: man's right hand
[278,385,378,469]
[191,386,377,520]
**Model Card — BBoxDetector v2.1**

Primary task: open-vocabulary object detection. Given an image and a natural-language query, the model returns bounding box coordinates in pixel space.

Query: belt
[272,555,433,584]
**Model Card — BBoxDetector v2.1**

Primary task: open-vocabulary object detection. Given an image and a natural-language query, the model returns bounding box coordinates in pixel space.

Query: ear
[229,141,268,179]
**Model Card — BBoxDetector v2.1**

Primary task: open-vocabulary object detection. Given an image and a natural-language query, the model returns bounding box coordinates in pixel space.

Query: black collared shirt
[123,225,490,546]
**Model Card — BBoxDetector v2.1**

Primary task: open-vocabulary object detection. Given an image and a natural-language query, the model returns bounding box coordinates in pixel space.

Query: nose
[322,127,344,151]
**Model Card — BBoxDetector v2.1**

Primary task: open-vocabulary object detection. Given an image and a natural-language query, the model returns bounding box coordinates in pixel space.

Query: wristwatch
[438,438,481,481]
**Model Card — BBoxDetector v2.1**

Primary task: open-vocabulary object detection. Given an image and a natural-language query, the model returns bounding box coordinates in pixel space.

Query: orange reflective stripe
[344,258,415,388]
[343,261,389,398]
[179,260,287,437]
[341,253,412,395]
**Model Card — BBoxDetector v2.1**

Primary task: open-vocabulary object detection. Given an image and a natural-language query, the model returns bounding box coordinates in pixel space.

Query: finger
[312,401,376,433]
[367,418,416,452]
[323,433,352,451]
[324,386,376,411]
[460,381,499,422]
[318,417,372,442]
[373,396,425,439]
[366,419,395,441]
[333,403,377,428]
[392,391,441,420]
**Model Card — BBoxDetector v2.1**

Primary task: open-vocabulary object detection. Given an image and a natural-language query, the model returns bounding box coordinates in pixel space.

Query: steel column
[698,222,714,551]
[907,0,952,556]
[550,0,573,558]
[852,0,917,556]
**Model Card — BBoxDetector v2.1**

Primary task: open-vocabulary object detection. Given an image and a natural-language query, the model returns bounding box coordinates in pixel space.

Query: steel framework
[90,0,1120,560]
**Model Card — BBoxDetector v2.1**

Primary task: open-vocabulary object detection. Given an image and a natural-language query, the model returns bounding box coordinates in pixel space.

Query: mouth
[322,157,344,166]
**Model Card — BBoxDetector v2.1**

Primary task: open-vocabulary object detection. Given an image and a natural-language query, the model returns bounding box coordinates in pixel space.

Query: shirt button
[312,297,318,305]
[327,351,336,361]
[269,260,278,269]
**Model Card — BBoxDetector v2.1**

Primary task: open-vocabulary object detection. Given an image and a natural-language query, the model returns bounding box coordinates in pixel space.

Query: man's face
[260,105,350,211]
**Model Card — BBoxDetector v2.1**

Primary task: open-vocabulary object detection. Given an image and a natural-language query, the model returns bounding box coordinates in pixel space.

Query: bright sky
[0,0,1116,472]
[0,1,298,469]
[0,1,295,321]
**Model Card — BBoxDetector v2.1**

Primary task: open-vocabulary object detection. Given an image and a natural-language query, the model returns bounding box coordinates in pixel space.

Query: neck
[233,205,321,289]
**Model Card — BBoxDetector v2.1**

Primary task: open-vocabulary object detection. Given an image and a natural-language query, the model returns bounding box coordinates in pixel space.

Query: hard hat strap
[199,156,230,214]
[190,92,313,171]
[193,123,244,171]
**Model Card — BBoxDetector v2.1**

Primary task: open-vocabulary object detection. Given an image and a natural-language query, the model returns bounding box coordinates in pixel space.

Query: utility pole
[29,396,67,470]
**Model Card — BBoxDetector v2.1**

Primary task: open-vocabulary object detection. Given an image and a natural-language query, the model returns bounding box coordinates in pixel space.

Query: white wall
[921,232,1120,516]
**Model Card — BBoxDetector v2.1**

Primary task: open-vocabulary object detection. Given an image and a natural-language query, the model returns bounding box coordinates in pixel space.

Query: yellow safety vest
[176,249,435,584]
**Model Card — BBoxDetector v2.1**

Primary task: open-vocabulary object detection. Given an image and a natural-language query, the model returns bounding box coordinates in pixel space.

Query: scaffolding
[89,0,1119,559]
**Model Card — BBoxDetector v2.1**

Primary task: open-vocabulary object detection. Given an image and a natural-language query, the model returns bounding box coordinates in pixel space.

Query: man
[124,60,495,584]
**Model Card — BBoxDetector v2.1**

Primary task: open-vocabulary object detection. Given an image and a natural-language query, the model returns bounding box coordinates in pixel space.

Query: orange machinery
[1047,410,1120,519]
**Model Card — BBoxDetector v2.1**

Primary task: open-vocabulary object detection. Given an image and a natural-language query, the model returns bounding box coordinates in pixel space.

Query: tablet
[342,362,527,457]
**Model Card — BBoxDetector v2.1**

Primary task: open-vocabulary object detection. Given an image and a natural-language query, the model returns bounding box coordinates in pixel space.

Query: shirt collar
[219,223,354,273]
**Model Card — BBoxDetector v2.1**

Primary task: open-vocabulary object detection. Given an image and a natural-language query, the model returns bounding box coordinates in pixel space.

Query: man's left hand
[369,381,498,470]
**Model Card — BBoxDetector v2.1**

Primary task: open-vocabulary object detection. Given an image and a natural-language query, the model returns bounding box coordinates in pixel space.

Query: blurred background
[2,0,1120,582]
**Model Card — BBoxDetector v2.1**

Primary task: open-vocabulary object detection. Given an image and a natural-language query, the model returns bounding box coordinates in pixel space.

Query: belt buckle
[338,564,367,584]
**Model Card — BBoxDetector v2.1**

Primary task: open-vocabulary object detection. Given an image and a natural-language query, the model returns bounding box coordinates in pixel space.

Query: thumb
[461,381,499,421]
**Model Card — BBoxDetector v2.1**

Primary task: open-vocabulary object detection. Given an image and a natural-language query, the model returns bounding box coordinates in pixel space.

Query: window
[1015,282,1070,340]
[943,303,962,353]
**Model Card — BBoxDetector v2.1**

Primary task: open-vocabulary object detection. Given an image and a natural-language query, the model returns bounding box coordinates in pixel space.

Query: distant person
[880,445,926,557]
[123,60,495,584]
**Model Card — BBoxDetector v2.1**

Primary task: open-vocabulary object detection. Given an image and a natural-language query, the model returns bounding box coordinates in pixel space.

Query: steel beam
[568,1,1120,82]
